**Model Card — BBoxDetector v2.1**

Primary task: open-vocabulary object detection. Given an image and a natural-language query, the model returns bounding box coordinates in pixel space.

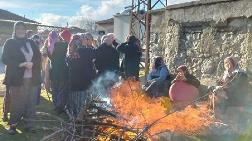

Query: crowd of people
[1,21,143,134]
[1,21,250,135]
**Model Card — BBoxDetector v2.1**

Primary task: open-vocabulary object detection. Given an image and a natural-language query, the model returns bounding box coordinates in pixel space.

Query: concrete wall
[96,24,114,35]
[114,14,131,43]
[151,0,252,79]
[114,14,146,43]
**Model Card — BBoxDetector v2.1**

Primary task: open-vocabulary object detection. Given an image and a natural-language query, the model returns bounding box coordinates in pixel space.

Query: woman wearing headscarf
[211,56,248,134]
[43,30,70,114]
[169,65,200,108]
[59,29,71,43]
[31,34,43,105]
[213,57,248,109]
[66,33,96,118]
[144,56,170,98]
[31,34,42,47]
[2,21,41,134]
[79,33,87,47]
[171,65,200,88]
[117,35,142,79]
[95,33,119,75]
[67,34,81,59]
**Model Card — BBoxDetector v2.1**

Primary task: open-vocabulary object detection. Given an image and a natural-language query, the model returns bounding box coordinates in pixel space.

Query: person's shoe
[8,126,17,135]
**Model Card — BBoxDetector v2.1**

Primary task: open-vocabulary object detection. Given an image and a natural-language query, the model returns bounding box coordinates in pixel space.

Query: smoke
[87,71,120,106]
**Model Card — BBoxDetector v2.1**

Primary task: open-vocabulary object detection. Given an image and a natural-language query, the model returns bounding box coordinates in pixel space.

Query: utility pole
[129,0,167,82]
[145,0,151,82]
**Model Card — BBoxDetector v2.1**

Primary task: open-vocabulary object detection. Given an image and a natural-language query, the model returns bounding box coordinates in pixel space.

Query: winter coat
[117,42,142,79]
[147,65,170,82]
[2,38,41,86]
[220,70,248,106]
[95,43,119,74]
[47,41,68,81]
[67,46,96,91]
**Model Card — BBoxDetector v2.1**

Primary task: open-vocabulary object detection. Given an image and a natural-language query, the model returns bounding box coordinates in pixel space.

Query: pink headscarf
[47,31,58,55]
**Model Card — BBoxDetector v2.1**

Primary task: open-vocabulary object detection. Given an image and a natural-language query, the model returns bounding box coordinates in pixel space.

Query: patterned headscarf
[223,56,239,81]
[47,31,58,55]
[67,34,81,59]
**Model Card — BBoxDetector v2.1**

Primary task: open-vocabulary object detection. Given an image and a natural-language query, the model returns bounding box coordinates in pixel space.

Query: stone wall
[151,0,252,79]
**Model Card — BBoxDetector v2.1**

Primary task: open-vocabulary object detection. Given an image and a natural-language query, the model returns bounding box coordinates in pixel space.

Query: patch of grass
[0,90,63,141]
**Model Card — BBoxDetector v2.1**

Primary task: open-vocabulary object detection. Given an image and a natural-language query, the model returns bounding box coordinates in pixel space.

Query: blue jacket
[147,65,169,82]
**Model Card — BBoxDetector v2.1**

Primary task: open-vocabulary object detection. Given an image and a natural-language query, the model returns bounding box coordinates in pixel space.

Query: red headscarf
[59,29,71,43]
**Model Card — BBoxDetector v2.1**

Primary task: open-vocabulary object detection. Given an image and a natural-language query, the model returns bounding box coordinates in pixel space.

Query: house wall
[150,0,252,79]
[114,15,131,43]
[96,24,114,35]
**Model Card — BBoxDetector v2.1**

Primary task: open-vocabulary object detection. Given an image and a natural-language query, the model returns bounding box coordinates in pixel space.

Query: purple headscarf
[47,31,58,55]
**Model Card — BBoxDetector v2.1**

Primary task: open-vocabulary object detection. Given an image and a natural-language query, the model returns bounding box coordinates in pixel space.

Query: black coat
[117,42,142,78]
[67,47,96,91]
[95,43,119,74]
[222,71,248,106]
[48,41,68,81]
[2,38,41,86]
[185,74,201,88]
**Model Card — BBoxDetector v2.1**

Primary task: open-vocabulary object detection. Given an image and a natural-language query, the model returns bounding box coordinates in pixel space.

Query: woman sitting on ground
[144,56,171,98]
[171,65,200,88]
[169,65,200,104]
[210,56,248,133]
[212,57,248,110]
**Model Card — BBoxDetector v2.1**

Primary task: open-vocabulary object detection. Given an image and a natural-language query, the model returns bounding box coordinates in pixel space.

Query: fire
[109,80,214,138]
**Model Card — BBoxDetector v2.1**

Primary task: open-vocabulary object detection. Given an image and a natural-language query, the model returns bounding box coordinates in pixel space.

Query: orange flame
[109,80,214,138]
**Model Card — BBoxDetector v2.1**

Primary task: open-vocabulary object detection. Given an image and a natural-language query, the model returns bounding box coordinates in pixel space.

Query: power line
[0,19,67,29]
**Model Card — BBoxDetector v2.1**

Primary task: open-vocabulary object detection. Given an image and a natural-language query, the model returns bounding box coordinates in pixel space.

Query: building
[114,13,131,43]
[95,18,114,35]
[148,0,252,79]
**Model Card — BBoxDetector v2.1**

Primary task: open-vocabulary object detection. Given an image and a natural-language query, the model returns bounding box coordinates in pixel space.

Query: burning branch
[110,80,215,140]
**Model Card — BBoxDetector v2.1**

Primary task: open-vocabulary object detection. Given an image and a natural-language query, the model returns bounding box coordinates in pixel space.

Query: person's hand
[19,62,27,67]
[175,74,185,80]
[19,62,33,69]
[25,62,33,69]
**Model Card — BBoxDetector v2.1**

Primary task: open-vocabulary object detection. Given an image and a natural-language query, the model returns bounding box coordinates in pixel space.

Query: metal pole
[144,0,151,82]
[129,0,135,36]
